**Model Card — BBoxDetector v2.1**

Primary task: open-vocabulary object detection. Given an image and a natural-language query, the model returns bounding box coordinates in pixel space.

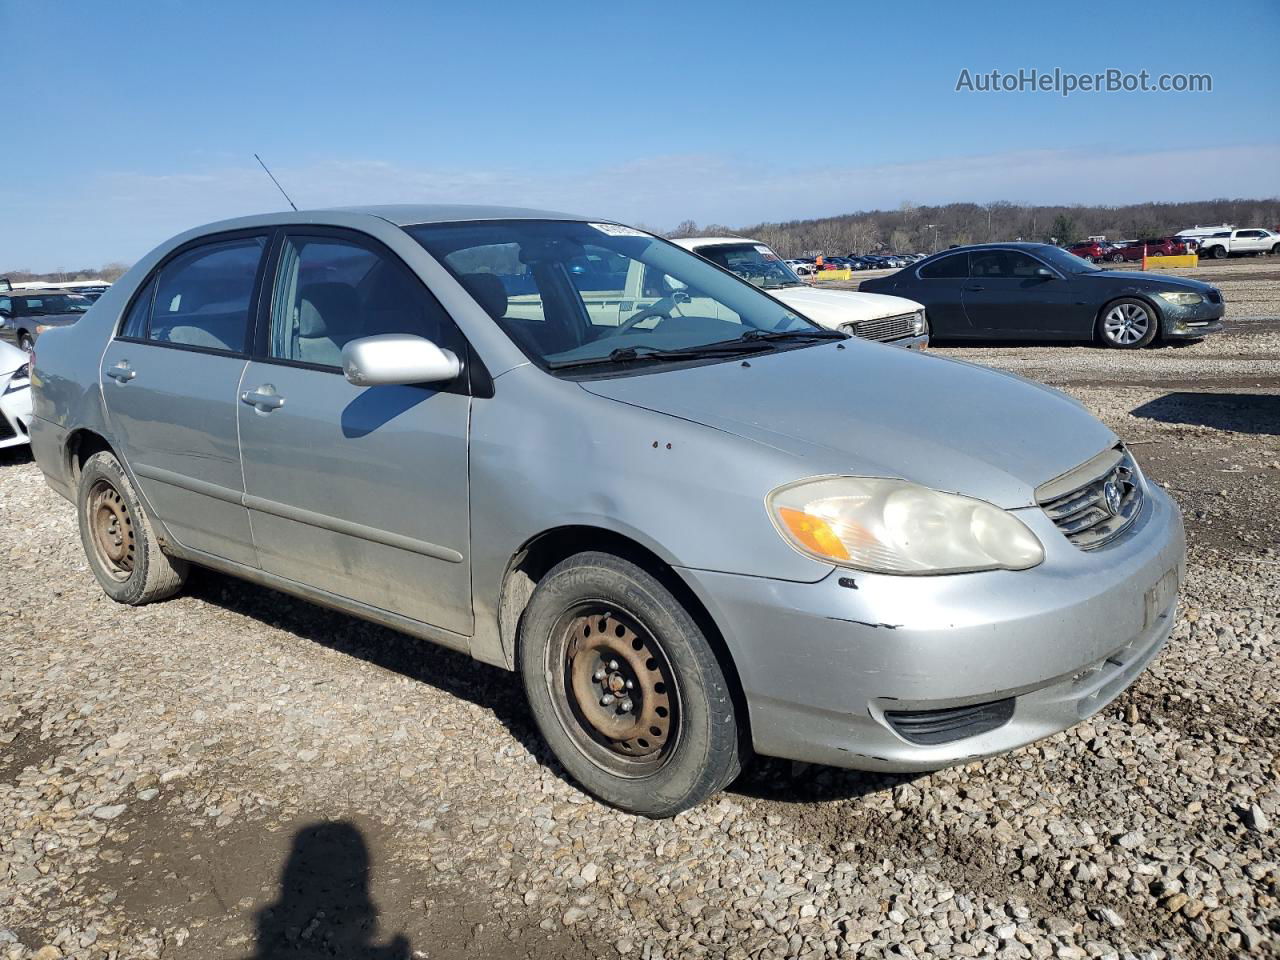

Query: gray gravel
[1,261,1278,960]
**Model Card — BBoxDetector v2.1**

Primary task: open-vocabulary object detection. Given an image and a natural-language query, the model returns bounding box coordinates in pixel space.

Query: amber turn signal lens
[777,507,850,561]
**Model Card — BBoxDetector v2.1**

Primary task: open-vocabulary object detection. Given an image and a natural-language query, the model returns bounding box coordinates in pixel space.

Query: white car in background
[672,237,929,348]
[0,340,32,450]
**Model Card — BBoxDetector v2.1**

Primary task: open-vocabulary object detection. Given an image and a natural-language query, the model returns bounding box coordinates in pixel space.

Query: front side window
[150,237,266,352]
[918,252,969,279]
[269,235,462,368]
[970,250,1046,278]
[407,220,819,373]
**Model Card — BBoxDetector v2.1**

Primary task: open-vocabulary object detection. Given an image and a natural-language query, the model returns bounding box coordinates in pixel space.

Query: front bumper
[679,484,1185,771]
[0,384,32,450]
[1160,299,1225,339]
[890,333,929,350]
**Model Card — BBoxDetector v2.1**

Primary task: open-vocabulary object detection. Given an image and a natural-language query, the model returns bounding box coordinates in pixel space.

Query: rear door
[236,228,474,636]
[99,232,268,565]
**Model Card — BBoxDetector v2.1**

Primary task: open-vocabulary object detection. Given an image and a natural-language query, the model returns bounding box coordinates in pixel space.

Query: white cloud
[3,144,1277,270]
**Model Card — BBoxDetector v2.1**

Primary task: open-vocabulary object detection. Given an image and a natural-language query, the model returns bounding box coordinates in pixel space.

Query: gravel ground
[1,261,1277,960]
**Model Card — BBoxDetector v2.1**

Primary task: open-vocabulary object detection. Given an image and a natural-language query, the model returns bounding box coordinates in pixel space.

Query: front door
[962,249,1081,337]
[237,229,474,635]
[99,233,267,566]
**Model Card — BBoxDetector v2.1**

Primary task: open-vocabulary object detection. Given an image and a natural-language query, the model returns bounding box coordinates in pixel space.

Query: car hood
[1081,271,1213,292]
[579,341,1116,509]
[766,286,924,329]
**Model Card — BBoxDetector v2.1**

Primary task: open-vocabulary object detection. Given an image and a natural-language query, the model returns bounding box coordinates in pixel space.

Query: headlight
[2,363,28,394]
[768,477,1044,574]
[35,324,54,334]
[1155,291,1203,306]
[912,310,926,335]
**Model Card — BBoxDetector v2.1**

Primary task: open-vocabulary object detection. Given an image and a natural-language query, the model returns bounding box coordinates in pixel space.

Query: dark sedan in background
[0,289,93,355]
[861,243,1225,348]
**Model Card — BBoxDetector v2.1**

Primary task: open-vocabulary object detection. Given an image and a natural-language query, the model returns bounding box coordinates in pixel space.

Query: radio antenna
[254,153,298,211]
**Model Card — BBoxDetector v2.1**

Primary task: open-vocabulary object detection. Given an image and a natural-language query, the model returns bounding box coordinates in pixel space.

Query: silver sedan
[28,206,1185,816]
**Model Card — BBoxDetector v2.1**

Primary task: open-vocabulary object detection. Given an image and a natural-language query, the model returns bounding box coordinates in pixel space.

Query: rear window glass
[149,237,265,353]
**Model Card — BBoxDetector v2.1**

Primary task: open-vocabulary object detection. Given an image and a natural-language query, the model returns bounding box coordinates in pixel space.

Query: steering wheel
[617,295,678,335]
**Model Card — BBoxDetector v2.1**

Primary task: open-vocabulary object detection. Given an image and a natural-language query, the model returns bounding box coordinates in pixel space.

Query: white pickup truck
[1189,228,1280,259]
[671,237,929,349]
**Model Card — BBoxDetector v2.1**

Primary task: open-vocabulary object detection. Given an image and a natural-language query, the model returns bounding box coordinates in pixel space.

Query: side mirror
[341,334,462,387]
[1035,267,1055,279]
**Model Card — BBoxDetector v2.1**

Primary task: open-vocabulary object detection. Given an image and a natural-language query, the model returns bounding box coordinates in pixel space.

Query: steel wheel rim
[546,602,681,778]
[88,479,135,580]
[1103,303,1150,345]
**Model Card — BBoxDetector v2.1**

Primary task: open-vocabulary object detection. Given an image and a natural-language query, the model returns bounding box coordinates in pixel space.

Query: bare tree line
[1,263,131,284]
[665,197,1280,257]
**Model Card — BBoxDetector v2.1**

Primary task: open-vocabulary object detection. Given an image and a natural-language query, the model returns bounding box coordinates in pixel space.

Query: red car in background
[1066,241,1114,262]
[1107,237,1189,262]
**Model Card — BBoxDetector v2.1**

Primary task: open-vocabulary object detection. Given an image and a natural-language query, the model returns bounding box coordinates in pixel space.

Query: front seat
[297,282,361,366]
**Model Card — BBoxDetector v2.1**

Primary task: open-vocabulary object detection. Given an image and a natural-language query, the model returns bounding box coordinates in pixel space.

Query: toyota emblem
[1102,479,1123,516]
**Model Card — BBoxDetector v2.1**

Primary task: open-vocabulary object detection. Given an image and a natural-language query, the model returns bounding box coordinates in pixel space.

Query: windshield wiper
[736,327,847,343]
[547,340,780,372]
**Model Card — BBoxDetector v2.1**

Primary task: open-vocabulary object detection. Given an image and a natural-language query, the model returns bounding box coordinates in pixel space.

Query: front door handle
[964,284,985,292]
[106,362,136,383]
[241,386,285,411]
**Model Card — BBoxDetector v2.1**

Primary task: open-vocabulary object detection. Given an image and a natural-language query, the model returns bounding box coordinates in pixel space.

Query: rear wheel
[519,552,743,817]
[77,450,188,604]
[1098,298,1158,349]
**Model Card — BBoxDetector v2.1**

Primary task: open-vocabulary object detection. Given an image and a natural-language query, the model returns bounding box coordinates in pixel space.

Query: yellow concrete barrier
[813,269,853,281]
[1144,254,1198,268]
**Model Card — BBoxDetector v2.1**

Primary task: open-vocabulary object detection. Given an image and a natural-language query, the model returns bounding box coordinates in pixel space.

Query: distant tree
[1050,214,1081,245]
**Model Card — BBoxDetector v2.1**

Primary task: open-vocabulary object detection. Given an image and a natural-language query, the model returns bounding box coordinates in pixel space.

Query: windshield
[1036,246,1100,273]
[16,293,92,315]
[407,220,823,373]
[692,243,804,289]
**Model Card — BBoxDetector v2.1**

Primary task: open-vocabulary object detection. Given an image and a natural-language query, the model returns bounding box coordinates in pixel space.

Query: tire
[18,333,34,357]
[1097,298,1158,349]
[1110,253,1125,263]
[519,551,743,817]
[1272,244,1280,256]
[77,450,188,604]
[1210,245,1228,260]
[1082,255,1094,263]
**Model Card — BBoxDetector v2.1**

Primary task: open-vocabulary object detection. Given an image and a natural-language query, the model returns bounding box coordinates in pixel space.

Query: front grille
[1037,446,1144,550]
[852,312,916,342]
[885,698,1015,745]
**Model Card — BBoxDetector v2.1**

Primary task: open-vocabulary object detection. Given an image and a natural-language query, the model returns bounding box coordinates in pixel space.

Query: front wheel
[77,450,189,604]
[519,552,743,817]
[18,333,34,357]
[1110,253,1125,263]
[1211,245,1228,260]
[1098,298,1158,349]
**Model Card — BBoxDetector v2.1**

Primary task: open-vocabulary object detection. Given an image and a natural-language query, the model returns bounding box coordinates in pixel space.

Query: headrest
[298,282,360,338]
[459,273,508,320]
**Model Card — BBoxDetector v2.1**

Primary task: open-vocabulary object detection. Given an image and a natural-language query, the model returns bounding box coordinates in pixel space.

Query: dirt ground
[1,258,1277,960]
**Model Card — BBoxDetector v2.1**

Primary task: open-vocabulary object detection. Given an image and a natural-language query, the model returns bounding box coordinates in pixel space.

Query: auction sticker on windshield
[589,223,651,238]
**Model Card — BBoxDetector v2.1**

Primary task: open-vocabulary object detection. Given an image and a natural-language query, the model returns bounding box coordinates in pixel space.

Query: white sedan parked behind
[0,340,32,449]
[672,237,929,348]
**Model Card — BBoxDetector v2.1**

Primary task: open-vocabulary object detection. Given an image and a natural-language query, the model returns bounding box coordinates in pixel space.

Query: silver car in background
[29,206,1185,817]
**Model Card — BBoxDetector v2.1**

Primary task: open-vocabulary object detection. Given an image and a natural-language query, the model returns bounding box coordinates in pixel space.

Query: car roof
[330,203,592,226]
[923,242,1062,257]
[670,236,757,249]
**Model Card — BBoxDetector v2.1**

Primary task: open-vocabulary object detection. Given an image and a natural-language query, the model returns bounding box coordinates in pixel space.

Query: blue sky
[2,0,1276,269]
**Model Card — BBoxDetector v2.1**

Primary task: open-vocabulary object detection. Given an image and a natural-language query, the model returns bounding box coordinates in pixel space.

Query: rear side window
[918,252,968,279]
[149,237,266,353]
[119,278,156,339]
[970,250,1044,278]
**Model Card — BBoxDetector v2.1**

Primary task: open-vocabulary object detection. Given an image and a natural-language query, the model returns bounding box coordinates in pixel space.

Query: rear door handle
[964,284,985,292]
[241,386,285,411]
[106,362,136,383]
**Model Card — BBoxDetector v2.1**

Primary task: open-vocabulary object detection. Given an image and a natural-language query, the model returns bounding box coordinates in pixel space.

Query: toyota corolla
[29,206,1185,816]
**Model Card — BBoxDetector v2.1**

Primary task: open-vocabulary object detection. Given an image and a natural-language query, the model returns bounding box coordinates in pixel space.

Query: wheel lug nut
[625,679,634,690]
[619,699,633,713]
[608,660,619,670]
[593,668,607,682]
[600,694,616,706]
